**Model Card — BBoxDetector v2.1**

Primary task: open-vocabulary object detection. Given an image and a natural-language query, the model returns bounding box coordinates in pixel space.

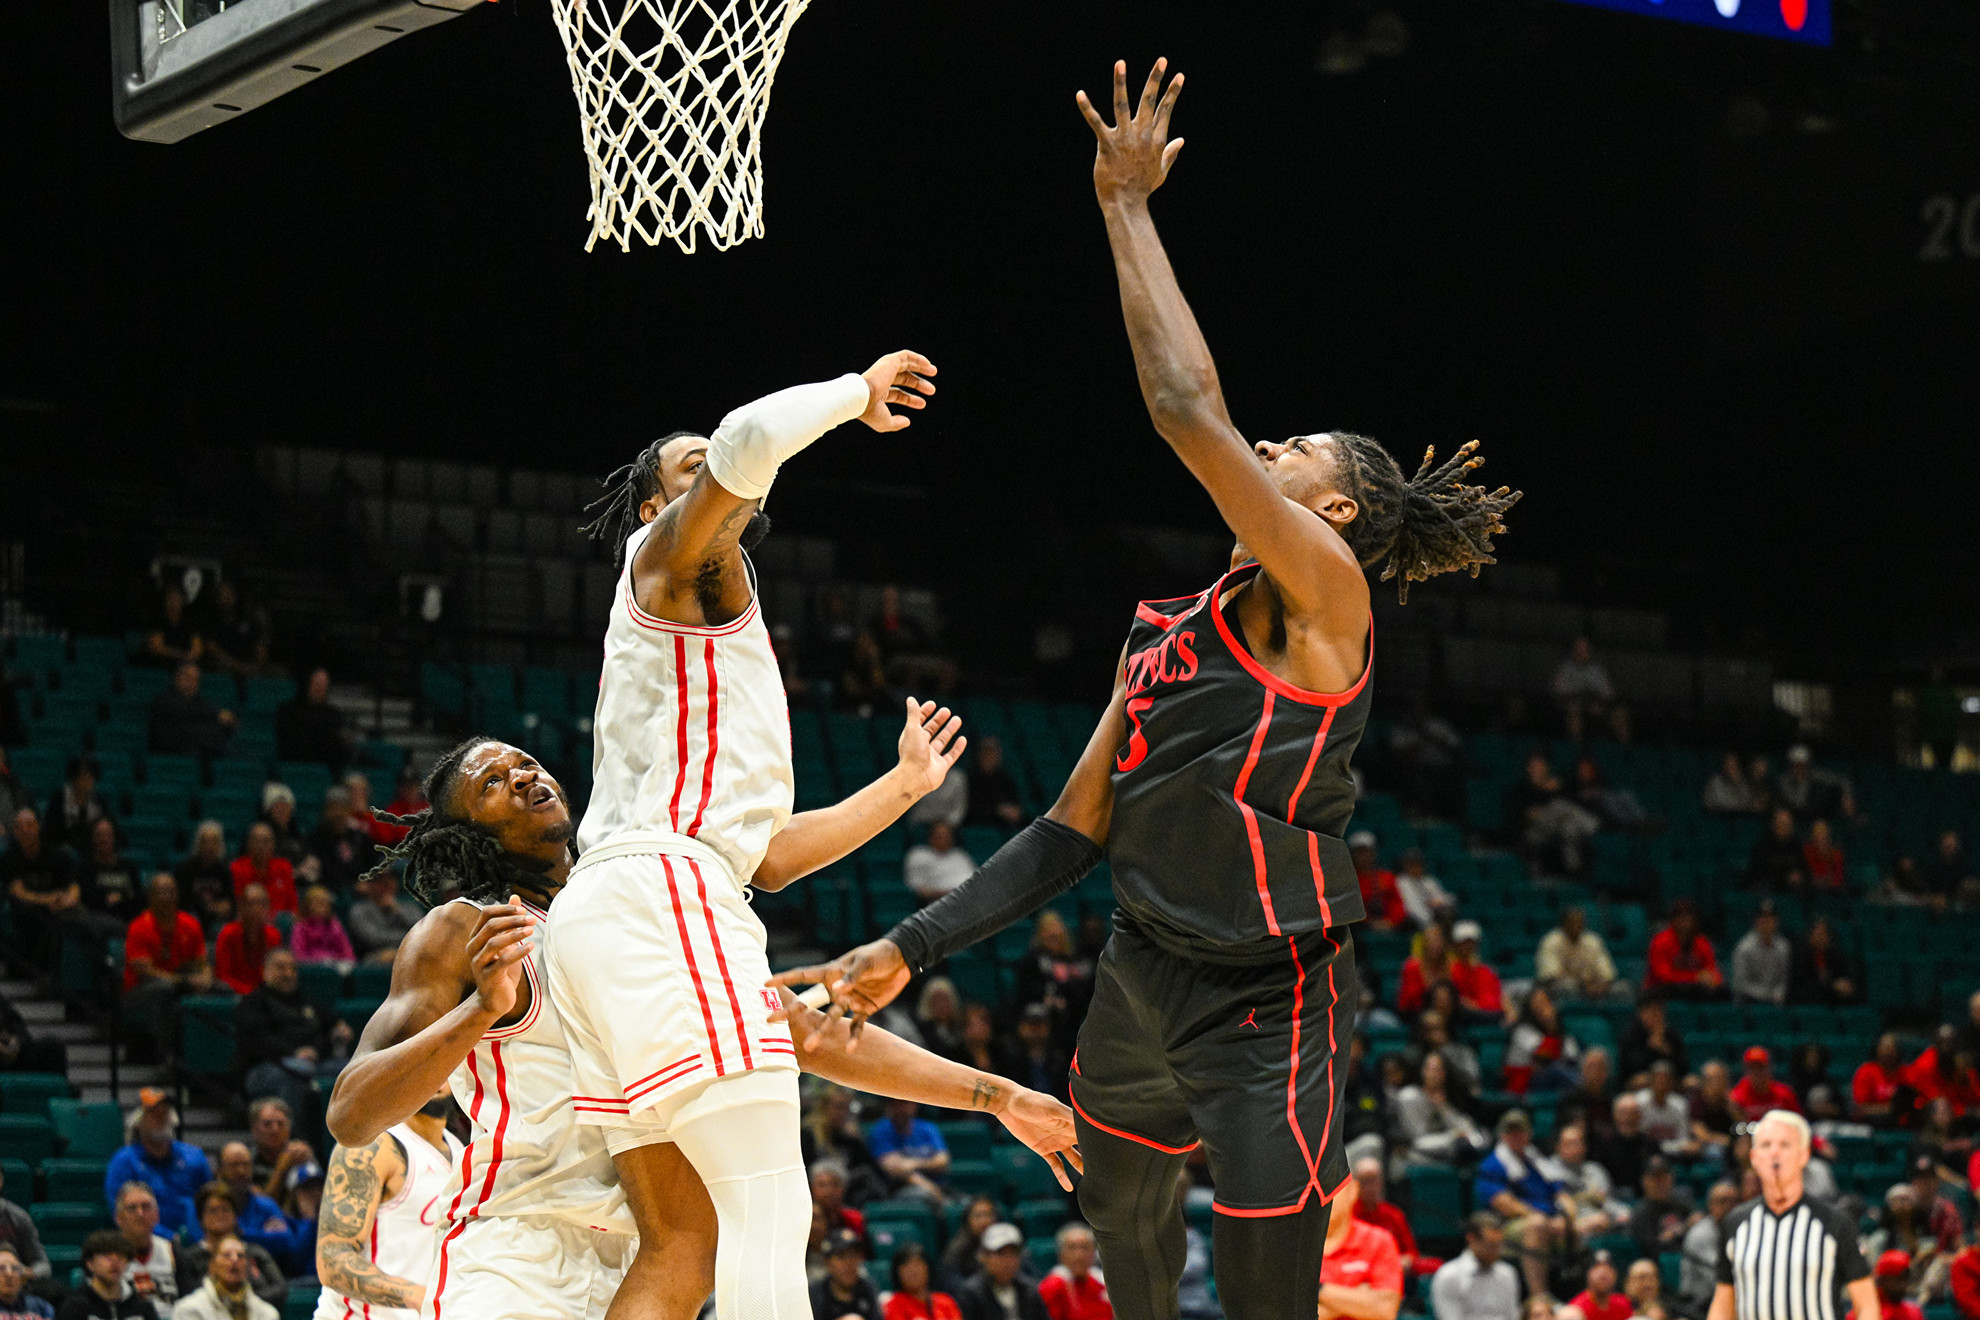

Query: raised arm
[753,699,966,891]
[325,902,532,1147]
[317,1134,426,1313]
[1075,60,1366,623]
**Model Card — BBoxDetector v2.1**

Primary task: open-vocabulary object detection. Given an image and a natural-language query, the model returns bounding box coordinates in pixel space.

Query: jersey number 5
[1116,697,1154,773]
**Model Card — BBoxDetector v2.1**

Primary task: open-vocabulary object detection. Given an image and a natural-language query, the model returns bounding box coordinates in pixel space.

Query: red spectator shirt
[1903,1048,1980,1115]
[1319,1220,1404,1297]
[215,920,284,995]
[1357,868,1408,928]
[824,1204,867,1240]
[1450,958,1504,1015]
[123,910,206,992]
[885,1292,963,1320]
[1949,1244,1980,1320]
[1397,955,1450,1015]
[1039,1269,1112,1320]
[1803,843,1847,890]
[1569,1292,1632,1320]
[230,855,297,914]
[1647,929,1719,988]
[1729,1076,1800,1120]
[1853,1060,1906,1111]
[1356,1199,1438,1272]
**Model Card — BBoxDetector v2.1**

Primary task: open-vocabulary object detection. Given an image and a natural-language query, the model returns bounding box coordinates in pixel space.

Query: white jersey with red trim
[313,1122,462,1320]
[575,522,793,887]
[432,899,633,1242]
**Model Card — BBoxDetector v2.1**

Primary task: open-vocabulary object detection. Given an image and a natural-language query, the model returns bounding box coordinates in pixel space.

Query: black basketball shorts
[1068,919,1359,1217]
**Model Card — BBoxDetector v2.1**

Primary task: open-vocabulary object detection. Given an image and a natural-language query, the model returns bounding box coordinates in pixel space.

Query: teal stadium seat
[48,1101,124,1160]
[38,1159,108,1203]
[0,1074,75,1118]
[0,1117,57,1166]
[28,1202,106,1247]
[180,996,240,1080]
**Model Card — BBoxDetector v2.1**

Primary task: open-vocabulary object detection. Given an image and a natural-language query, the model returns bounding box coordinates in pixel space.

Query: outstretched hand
[766,938,911,1049]
[859,351,937,433]
[996,1088,1085,1192]
[1076,59,1185,202]
[895,698,966,799]
[465,897,535,1018]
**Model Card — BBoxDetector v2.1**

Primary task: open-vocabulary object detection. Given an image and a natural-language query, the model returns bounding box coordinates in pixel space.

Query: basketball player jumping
[775,62,1521,1320]
[313,1084,461,1320]
[326,737,1078,1320]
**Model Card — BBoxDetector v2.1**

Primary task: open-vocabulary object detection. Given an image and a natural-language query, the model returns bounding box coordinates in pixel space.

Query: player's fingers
[892,350,936,376]
[888,414,911,431]
[1112,60,1130,123]
[931,714,963,752]
[1136,57,1166,120]
[898,370,936,395]
[942,735,968,768]
[1155,71,1184,135]
[1074,89,1109,137]
[1045,1151,1072,1192]
[885,388,926,409]
[923,705,954,732]
[766,964,832,988]
[1064,1144,1084,1176]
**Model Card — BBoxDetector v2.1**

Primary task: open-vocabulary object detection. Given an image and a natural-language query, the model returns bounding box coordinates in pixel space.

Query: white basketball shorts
[542,841,799,1144]
[423,1215,632,1320]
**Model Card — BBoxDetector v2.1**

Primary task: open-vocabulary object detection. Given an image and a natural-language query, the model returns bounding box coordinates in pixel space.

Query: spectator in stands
[237,950,350,1113]
[869,1100,950,1203]
[256,787,306,867]
[1628,1156,1699,1258]
[147,663,234,758]
[1853,1250,1925,1320]
[1510,752,1602,878]
[887,1241,963,1320]
[1803,820,1847,891]
[1430,1214,1518,1320]
[1398,923,1455,1017]
[1626,1259,1667,1320]
[1573,757,1648,831]
[1948,1233,1980,1320]
[1907,1155,1965,1253]
[1776,746,1855,826]
[111,1181,179,1307]
[1731,1047,1799,1119]
[104,1092,211,1235]
[1504,985,1581,1095]
[0,983,65,1076]
[1690,1061,1738,1150]
[1854,1034,1908,1125]
[1449,922,1504,1020]
[1554,637,1629,742]
[56,1230,153,1320]
[1568,1250,1630,1320]
[1535,906,1621,1001]
[343,775,395,849]
[1552,1123,1627,1236]
[1391,697,1467,819]
[1476,1109,1572,1299]
[1617,998,1688,1087]
[1315,1171,1402,1320]
[1557,1048,1618,1135]
[3,806,81,976]
[809,1159,867,1242]
[45,755,111,850]
[1790,916,1859,1005]
[1038,1224,1111,1320]
[1392,1051,1487,1172]
[80,817,143,928]
[305,788,371,893]
[0,1245,52,1320]
[244,1101,312,1202]
[940,1197,1000,1294]
[1906,1027,1980,1118]
[811,1226,882,1320]
[1351,832,1408,930]
[169,1234,277,1320]
[1702,753,1760,816]
[1634,1060,1694,1152]
[228,825,295,917]
[1415,1009,1483,1101]
[961,737,1026,830]
[346,865,422,962]
[1394,849,1455,930]
[1593,1093,1656,1192]
[907,754,968,831]
[0,1170,47,1284]
[195,583,271,680]
[172,823,234,932]
[1674,1182,1741,1320]
[1746,809,1806,891]
[905,822,975,903]
[998,1003,1070,1103]
[143,585,202,669]
[206,1148,290,1266]
[1014,912,1093,1041]
[1645,901,1723,1000]
[1868,1187,1938,1285]
[213,885,281,996]
[956,1224,1045,1320]
[288,885,353,973]
[1923,833,1974,907]
[274,670,350,772]
[1730,902,1790,1005]
[802,1087,885,1202]
[1353,1157,1433,1277]
[912,978,965,1063]
[121,876,211,1063]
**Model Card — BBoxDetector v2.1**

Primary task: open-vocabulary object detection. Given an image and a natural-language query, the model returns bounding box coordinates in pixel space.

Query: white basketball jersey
[433,898,634,1244]
[313,1123,462,1320]
[577,526,795,887]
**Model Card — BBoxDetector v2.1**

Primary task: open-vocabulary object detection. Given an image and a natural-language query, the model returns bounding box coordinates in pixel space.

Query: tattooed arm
[316,1134,427,1312]
[780,988,1081,1190]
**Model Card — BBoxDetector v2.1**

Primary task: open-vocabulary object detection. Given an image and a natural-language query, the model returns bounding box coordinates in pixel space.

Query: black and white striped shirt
[1715,1196,1870,1320]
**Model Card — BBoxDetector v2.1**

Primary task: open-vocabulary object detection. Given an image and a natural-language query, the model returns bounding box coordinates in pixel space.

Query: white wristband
[703,373,870,505]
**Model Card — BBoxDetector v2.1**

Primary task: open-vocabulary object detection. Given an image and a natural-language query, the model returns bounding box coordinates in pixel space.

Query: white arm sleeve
[702,373,870,504]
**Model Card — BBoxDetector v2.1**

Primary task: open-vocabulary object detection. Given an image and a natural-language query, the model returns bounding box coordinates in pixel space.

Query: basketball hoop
[548,0,812,253]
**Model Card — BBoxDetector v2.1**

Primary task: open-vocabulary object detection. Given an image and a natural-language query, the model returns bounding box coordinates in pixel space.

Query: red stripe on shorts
[690,858,753,1071]
[663,855,726,1076]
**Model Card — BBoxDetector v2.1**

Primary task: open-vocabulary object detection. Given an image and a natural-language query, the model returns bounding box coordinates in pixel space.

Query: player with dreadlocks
[323,735,1078,1320]
[776,62,1522,1320]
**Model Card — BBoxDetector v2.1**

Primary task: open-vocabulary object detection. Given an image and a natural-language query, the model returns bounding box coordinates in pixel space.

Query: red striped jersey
[1108,562,1373,963]
[434,899,633,1239]
[313,1122,461,1320]
[576,523,793,888]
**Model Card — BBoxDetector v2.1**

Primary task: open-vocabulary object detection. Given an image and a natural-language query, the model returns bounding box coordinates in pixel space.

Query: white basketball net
[548,0,811,253]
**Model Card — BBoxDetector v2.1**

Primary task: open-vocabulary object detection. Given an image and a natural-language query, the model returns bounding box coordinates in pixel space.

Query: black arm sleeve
[884,817,1103,974]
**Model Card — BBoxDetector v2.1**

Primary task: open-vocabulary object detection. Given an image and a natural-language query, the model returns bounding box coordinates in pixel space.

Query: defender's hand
[466,898,535,1018]
[859,351,937,433]
[766,939,912,1049]
[1076,59,1186,202]
[895,698,966,799]
[996,1088,1084,1192]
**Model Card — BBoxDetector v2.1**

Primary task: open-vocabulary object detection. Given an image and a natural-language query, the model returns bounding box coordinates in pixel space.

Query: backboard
[109,0,483,144]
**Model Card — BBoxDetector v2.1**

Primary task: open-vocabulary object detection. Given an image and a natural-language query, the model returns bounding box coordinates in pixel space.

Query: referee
[1708,1110,1877,1320]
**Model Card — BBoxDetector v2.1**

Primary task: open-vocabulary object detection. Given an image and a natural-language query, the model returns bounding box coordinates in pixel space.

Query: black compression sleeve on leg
[884,817,1102,973]
[1211,1197,1330,1320]
[1074,1109,1189,1320]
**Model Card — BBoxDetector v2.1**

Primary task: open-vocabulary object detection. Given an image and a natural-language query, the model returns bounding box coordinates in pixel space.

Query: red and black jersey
[1108,561,1372,963]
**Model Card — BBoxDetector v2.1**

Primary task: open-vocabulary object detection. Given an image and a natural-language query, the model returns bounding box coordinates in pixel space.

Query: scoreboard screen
[1554,0,1831,46]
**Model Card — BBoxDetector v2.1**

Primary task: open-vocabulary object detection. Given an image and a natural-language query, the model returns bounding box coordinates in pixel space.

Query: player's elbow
[324,1081,382,1148]
[1145,380,1222,437]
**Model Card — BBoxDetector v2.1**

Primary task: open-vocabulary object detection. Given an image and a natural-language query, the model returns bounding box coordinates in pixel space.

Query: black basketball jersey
[1108,561,1373,964]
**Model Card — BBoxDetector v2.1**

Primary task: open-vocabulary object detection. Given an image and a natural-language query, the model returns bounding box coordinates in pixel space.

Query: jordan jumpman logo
[1240,1008,1258,1030]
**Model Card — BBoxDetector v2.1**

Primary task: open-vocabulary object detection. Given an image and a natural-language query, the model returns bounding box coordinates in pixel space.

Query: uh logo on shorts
[1116,618,1202,774]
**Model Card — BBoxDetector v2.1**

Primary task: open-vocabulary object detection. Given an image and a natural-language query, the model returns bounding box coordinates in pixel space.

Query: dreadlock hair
[360,736,560,906]
[580,431,700,570]
[1324,433,1523,603]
